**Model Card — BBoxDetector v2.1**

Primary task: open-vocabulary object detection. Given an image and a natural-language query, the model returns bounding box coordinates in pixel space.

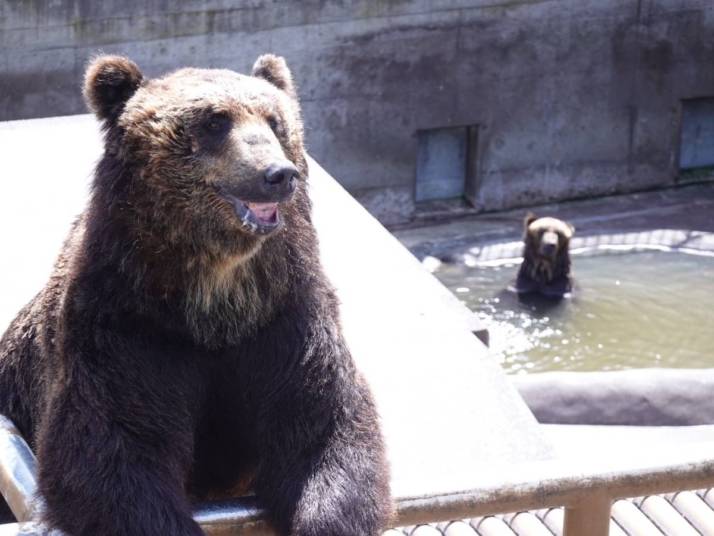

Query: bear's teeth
[247,202,278,223]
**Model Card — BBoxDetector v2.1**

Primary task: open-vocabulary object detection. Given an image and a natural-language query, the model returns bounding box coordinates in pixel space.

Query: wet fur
[0,55,391,535]
[516,214,574,298]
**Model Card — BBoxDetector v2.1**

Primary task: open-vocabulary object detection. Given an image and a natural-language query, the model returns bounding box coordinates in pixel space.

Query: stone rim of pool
[421,228,714,271]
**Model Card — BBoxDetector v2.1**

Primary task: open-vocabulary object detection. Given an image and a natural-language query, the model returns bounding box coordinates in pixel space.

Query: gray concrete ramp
[308,157,554,499]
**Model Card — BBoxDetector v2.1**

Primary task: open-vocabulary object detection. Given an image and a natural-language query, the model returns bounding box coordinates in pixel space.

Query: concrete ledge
[543,424,714,460]
[513,369,714,426]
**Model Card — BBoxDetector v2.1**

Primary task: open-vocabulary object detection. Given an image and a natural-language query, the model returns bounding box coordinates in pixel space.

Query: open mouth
[219,191,282,235]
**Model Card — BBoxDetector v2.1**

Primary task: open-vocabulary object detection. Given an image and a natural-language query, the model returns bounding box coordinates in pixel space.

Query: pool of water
[435,249,714,374]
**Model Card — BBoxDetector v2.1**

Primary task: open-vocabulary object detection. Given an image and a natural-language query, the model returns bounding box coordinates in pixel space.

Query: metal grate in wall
[415,125,479,204]
[680,98,714,171]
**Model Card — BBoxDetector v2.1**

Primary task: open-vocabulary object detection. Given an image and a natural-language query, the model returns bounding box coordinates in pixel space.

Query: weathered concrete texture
[1,1,714,222]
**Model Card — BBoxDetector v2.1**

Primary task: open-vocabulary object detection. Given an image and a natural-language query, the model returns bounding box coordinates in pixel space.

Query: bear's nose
[541,243,557,256]
[264,163,299,187]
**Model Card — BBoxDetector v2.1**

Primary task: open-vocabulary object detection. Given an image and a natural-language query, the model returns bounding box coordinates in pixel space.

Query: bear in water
[515,214,575,299]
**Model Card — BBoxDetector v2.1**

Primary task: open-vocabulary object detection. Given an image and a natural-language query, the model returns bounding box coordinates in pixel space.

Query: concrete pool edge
[393,181,714,262]
[418,228,714,271]
[513,368,714,427]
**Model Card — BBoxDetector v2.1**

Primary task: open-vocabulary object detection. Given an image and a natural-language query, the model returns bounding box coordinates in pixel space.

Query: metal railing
[2,415,714,535]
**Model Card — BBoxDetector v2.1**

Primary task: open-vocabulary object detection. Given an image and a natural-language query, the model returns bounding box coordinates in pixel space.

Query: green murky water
[435,250,714,374]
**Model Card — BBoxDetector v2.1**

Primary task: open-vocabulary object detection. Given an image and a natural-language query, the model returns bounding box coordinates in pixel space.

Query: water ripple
[436,250,714,373]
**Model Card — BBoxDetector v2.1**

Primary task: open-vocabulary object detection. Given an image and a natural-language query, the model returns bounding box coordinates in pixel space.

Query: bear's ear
[524,212,538,229]
[252,54,296,98]
[83,55,144,123]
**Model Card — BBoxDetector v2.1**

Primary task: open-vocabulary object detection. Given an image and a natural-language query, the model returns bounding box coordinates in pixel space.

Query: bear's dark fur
[515,214,575,298]
[0,55,391,535]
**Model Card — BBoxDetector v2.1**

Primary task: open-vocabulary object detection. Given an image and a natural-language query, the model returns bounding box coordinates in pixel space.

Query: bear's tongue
[247,202,278,224]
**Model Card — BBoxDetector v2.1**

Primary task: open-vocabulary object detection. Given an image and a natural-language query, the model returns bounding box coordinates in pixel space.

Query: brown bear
[515,214,575,298]
[0,55,391,535]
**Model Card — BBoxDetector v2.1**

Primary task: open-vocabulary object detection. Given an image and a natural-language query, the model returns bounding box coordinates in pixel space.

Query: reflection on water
[436,250,714,374]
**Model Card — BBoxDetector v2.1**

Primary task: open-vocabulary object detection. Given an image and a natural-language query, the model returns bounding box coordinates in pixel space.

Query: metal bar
[194,498,275,536]
[393,451,714,527]
[563,494,612,536]
[0,521,60,535]
[0,416,41,522]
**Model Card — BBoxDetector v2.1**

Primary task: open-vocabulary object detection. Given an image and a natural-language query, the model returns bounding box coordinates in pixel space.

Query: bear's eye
[196,112,232,151]
[202,112,232,137]
[267,115,280,135]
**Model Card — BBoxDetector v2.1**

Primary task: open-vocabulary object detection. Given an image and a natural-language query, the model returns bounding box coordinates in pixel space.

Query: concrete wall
[2,1,713,224]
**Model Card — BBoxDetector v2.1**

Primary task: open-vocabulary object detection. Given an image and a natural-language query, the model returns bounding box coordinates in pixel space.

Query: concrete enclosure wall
[2,1,713,223]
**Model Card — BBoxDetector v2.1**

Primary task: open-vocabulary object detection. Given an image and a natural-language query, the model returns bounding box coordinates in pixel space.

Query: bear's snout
[540,243,556,257]
[264,162,298,197]
[539,231,559,258]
